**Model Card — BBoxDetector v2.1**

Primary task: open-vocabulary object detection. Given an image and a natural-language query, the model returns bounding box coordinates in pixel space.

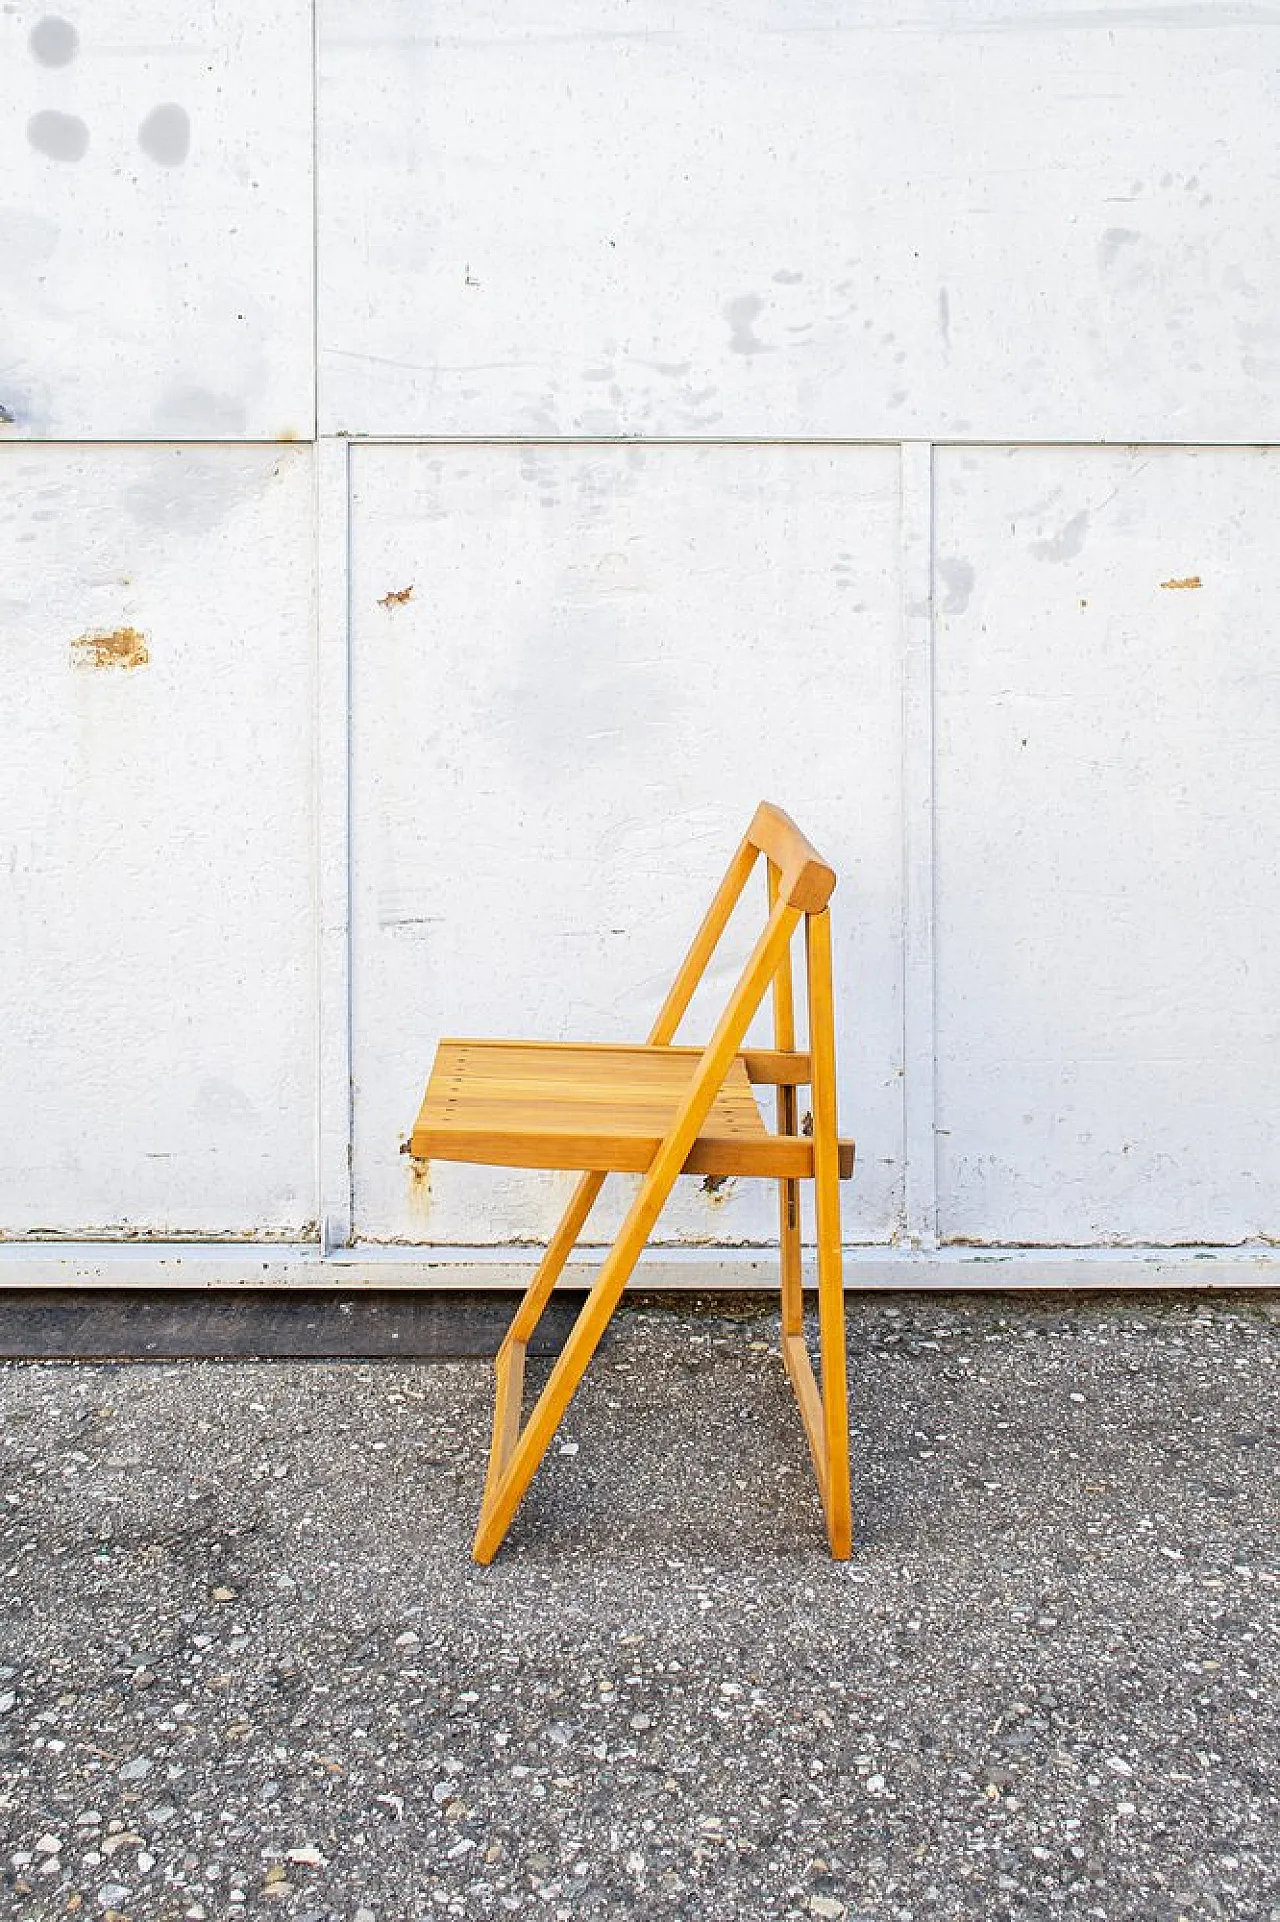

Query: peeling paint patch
[70,626,149,671]
[378,584,414,608]
[1161,574,1202,590]
[701,1174,737,1204]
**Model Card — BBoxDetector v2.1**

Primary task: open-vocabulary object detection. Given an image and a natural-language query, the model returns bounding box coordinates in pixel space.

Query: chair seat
[411,1039,854,1181]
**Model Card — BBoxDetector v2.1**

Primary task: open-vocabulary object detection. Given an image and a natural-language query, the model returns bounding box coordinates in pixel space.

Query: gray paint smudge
[29,16,79,66]
[27,110,89,163]
[937,557,975,614]
[724,294,767,355]
[938,286,951,345]
[1098,227,1141,270]
[0,210,61,267]
[152,385,249,437]
[772,269,803,284]
[138,103,191,167]
[1032,509,1090,563]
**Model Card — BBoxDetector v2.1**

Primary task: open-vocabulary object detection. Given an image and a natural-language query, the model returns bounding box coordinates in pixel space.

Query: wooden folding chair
[409,803,855,1562]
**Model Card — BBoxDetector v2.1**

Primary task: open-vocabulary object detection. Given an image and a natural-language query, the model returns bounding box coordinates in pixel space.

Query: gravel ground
[0,1290,1276,1922]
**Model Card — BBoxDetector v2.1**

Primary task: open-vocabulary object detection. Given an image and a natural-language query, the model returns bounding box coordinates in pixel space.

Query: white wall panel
[318,0,1280,442]
[1,1,313,440]
[934,446,1280,1246]
[348,444,903,1246]
[0,445,317,1234]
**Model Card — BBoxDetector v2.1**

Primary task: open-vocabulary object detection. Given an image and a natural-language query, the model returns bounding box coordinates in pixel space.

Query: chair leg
[479,1172,606,1514]
[777,1161,803,1339]
[807,907,852,1558]
[473,1158,680,1564]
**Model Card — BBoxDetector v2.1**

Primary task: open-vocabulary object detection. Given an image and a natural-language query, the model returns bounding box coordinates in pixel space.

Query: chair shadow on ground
[477,1297,916,1565]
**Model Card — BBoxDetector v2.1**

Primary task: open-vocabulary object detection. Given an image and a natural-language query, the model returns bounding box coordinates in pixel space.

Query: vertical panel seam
[310,0,320,440]
[900,442,939,1248]
[316,437,353,1249]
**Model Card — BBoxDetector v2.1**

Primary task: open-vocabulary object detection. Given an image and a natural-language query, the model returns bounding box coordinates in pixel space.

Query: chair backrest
[744,802,837,914]
[646,803,838,1057]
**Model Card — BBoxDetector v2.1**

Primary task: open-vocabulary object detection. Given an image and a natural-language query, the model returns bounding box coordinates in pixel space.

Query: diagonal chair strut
[465,807,853,1565]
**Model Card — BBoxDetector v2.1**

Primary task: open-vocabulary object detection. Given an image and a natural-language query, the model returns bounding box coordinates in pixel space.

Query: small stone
[35,1834,63,1855]
[431,1779,457,1805]
[559,1442,579,1456]
[137,1852,155,1873]
[394,1632,421,1649]
[287,1847,325,1867]
[210,1586,237,1603]
[630,1713,653,1731]
[118,1756,151,1782]
[0,1691,15,1714]
[811,1901,847,1921]
[99,1887,129,1910]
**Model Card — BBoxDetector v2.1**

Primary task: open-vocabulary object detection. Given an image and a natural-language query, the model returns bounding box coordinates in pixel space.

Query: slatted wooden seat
[413,1040,856,1181]
[409,803,855,1563]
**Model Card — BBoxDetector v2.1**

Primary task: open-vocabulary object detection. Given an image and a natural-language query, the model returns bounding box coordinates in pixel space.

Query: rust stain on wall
[378,583,414,608]
[1160,575,1202,590]
[71,625,150,670]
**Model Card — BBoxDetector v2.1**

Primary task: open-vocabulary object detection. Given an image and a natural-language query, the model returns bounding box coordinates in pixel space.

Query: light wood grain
[405,804,854,1565]
[769,860,804,1342]
[747,801,838,913]
[807,906,853,1557]
[412,1039,853,1179]
[473,891,802,1563]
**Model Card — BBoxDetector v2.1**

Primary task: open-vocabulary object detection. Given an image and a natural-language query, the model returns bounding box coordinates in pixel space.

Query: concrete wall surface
[3,2,1278,1285]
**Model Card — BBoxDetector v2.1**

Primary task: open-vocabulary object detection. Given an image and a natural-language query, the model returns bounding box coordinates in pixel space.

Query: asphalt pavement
[1,1290,1276,1921]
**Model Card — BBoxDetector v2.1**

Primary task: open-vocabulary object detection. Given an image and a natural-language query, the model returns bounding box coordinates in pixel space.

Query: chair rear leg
[807,906,852,1558]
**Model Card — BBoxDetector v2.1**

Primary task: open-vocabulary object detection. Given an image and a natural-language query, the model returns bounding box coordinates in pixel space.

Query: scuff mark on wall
[378,583,414,608]
[1161,574,1202,589]
[70,626,149,670]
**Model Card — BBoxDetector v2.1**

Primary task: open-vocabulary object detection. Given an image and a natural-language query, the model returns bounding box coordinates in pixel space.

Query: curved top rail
[746,802,837,912]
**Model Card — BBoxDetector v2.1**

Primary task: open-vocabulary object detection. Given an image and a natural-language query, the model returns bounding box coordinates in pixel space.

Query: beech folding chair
[409,803,855,1563]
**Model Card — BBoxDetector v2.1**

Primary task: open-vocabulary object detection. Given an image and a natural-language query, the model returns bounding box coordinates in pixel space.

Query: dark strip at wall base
[0,1290,584,1362]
